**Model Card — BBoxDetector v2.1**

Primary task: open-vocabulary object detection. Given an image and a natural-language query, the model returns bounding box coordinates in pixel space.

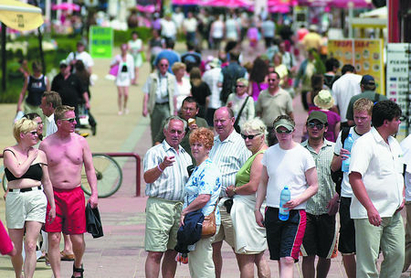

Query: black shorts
[265,207,306,261]
[301,213,337,259]
[338,197,356,254]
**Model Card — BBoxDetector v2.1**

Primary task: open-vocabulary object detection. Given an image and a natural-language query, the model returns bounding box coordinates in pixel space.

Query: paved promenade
[0,42,409,277]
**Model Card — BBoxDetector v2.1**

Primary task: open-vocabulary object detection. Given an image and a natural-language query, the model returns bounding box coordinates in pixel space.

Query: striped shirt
[209,131,251,197]
[301,139,336,215]
[143,140,193,201]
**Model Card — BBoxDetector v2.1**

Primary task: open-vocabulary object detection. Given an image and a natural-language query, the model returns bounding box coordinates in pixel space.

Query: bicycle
[2,153,123,198]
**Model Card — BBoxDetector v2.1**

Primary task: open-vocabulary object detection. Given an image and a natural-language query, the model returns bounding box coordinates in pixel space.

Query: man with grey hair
[143,116,193,278]
[210,107,251,277]
[142,58,178,145]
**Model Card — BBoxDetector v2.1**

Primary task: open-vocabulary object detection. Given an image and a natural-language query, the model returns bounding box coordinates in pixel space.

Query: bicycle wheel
[2,173,7,192]
[81,154,123,198]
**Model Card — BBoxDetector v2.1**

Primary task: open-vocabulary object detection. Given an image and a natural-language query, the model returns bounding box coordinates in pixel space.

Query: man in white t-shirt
[349,100,404,277]
[331,97,373,278]
[202,59,222,126]
[182,12,197,44]
[331,64,361,127]
[255,115,318,278]
[66,41,94,74]
[161,14,177,43]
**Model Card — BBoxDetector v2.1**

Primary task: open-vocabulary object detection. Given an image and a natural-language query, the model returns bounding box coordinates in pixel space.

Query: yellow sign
[328,39,385,95]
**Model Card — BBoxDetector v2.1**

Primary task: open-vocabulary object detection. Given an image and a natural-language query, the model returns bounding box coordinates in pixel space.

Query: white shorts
[6,188,47,229]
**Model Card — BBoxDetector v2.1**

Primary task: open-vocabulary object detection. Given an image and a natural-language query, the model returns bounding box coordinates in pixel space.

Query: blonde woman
[226,118,270,278]
[172,62,191,111]
[3,118,55,278]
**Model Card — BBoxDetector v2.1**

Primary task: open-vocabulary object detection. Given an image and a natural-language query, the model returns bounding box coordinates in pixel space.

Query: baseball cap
[360,75,375,86]
[274,118,295,132]
[307,111,328,124]
[59,59,68,67]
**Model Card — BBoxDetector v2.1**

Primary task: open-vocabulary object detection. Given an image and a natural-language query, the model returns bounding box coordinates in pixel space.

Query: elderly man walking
[143,58,178,145]
[209,107,251,277]
[143,116,192,278]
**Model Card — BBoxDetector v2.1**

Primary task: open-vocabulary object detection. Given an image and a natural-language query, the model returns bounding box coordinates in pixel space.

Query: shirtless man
[40,105,98,278]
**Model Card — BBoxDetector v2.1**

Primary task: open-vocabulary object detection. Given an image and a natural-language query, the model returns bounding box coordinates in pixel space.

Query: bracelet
[254,208,260,212]
[157,164,163,172]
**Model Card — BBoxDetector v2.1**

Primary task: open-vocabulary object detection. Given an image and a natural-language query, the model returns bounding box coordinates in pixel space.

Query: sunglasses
[61,118,76,123]
[268,79,277,82]
[29,131,38,135]
[276,129,292,134]
[307,122,325,129]
[159,64,169,67]
[236,85,246,88]
[241,133,261,140]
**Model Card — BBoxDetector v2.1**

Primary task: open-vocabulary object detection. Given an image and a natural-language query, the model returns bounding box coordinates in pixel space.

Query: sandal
[71,263,84,278]
[61,250,75,261]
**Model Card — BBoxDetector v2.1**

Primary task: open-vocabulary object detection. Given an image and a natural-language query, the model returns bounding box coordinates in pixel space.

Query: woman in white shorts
[3,118,56,278]
[128,31,144,85]
[110,43,135,115]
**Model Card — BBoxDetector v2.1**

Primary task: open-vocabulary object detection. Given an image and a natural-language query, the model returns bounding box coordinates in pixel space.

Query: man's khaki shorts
[145,197,183,252]
[213,200,235,248]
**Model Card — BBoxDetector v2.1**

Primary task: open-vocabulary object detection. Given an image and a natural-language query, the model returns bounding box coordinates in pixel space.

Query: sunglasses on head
[241,133,261,140]
[61,118,76,123]
[307,122,325,129]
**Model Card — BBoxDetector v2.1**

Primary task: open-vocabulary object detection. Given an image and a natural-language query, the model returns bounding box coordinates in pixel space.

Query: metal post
[1,23,6,91]
[33,0,46,75]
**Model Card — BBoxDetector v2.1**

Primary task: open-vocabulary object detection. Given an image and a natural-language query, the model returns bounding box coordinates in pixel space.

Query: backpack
[220,65,246,104]
[331,126,350,196]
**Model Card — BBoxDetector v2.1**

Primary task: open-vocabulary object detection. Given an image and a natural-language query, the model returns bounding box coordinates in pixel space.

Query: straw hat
[313,90,334,110]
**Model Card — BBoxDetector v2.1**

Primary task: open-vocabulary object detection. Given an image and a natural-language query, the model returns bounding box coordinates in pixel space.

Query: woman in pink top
[248,57,269,102]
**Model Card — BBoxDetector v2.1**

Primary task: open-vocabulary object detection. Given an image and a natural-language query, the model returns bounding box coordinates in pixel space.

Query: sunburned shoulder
[40,132,87,147]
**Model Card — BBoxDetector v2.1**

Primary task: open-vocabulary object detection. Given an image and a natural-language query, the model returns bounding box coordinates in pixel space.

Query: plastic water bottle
[341,134,354,173]
[279,186,291,221]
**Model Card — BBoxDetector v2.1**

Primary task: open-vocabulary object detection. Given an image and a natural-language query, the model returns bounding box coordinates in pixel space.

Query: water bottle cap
[284,185,288,189]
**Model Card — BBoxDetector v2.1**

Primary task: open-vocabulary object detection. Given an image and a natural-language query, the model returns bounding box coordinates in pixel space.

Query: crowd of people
[2,6,410,278]
[137,8,409,278]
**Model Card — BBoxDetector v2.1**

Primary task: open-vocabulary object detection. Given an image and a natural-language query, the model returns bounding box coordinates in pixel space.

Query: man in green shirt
[346,74,387,126]
[301,111,339,278]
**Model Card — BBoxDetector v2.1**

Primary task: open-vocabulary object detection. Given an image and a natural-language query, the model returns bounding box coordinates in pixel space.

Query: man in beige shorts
[143,116,192,278]
[40,105,98,278]
[209,107,251,277]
